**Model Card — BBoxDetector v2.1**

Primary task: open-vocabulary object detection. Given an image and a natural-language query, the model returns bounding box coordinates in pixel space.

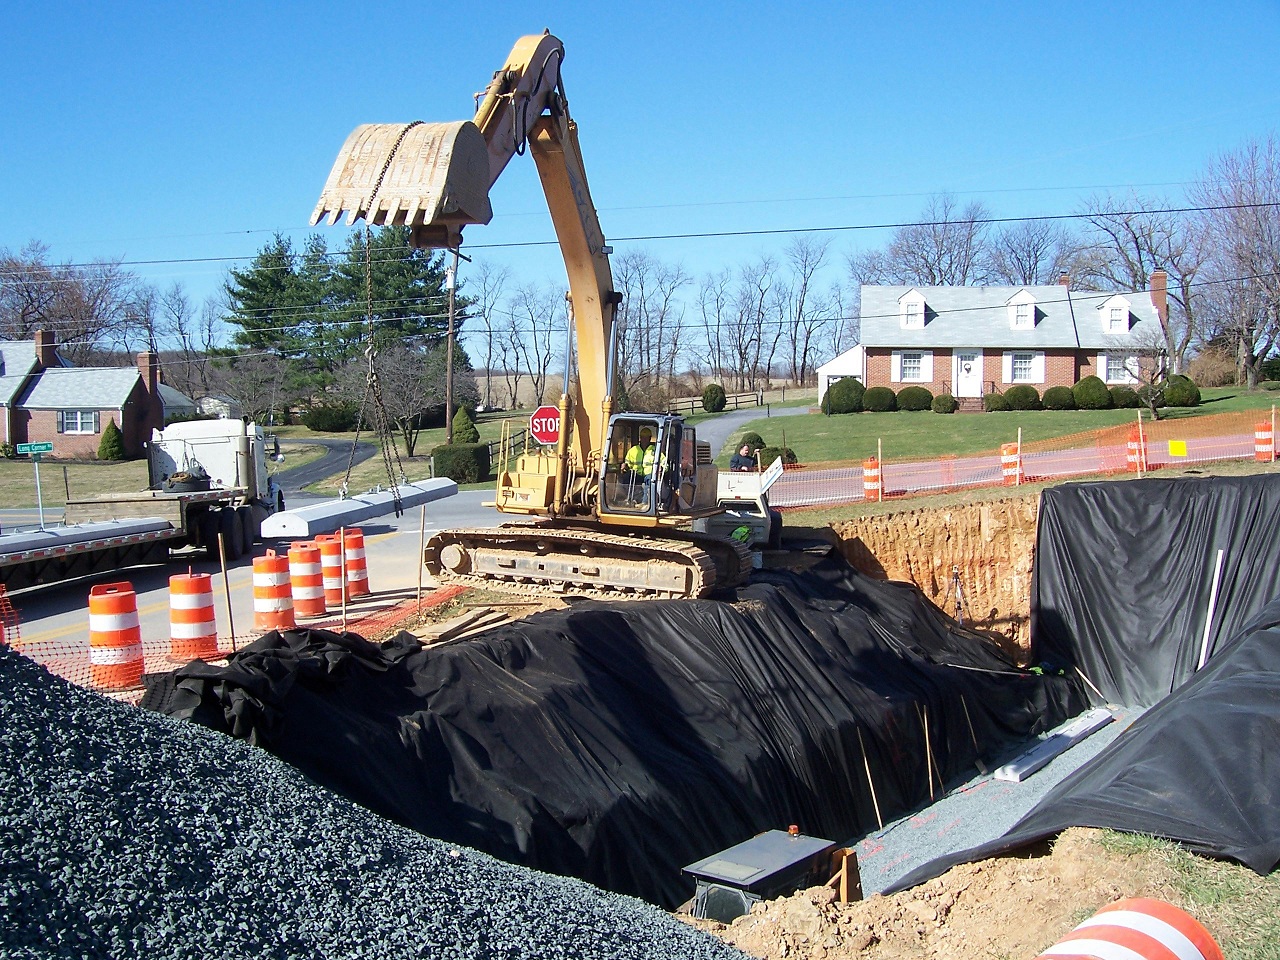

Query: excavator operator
[623,428,657,504]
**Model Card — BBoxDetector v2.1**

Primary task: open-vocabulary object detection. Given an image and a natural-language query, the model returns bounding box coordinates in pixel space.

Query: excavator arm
[310,32,618,479]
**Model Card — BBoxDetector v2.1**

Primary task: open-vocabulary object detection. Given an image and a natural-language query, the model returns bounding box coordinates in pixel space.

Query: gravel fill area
[853,704,1146,894]
[0,647,748,960]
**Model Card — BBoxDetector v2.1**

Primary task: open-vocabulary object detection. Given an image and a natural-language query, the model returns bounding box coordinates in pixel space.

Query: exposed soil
[686,828,1187,960]
[832,494,1040,657]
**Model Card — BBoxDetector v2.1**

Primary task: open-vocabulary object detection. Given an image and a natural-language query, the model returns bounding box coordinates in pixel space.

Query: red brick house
[1,331,190,459]
[819,272,1169,404]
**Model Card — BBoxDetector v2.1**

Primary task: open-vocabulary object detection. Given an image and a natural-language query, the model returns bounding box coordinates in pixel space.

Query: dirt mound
[688,828,1182,959]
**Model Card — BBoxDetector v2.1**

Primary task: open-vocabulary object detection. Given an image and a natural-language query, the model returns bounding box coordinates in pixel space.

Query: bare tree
[1075,192,1207,373]
[464,260,509,408]
[696,269,733,386]
[217,353,289,422]
[506,283,560,406]
[776,236,831,384]
[988,220,1078,285]
[1193,135,1280,388]
[722,256,777,391]
[615,249,690,406]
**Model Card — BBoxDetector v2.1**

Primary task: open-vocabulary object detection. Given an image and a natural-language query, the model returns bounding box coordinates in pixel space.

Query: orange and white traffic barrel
[1000,442,1021,486]
[88,582,144,690]
[343,527,370,598]
[1254,421,1273,462]
[862,457,881,502]
[1033,897,1222,960]
[252,549,296,632]
[168,572,218,661]
[288,541,326,618]
[315,534,347,606]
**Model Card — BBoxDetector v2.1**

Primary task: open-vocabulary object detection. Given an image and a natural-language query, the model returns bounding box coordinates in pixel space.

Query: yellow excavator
[311,31,751,599]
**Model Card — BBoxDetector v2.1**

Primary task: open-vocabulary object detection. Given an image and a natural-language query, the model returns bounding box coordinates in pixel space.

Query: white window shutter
[891,351,902,383]
[921,351,934,382]
[1033,352,1046,383]
[1098,352,1107,381]
[1001,352,1013,384]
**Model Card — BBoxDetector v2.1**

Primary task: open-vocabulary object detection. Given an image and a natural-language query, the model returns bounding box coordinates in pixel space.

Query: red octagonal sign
[529,404,561,445]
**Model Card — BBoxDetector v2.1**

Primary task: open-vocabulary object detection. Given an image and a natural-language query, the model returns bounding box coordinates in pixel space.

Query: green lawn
[716,387,1280,467]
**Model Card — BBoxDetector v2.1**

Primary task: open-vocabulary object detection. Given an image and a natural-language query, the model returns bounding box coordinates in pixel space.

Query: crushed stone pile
[0,647,748,960]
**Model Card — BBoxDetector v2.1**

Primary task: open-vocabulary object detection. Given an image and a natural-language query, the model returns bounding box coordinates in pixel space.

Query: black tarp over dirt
[889,597,1280,890]
[1031,474,1280,706]
[143,557,1083,907]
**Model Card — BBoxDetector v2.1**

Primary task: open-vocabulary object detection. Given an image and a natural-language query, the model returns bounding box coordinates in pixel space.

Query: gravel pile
[0,647,746,960]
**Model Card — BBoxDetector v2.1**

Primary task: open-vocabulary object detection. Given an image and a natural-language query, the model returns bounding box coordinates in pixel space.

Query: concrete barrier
[260,479,458,540]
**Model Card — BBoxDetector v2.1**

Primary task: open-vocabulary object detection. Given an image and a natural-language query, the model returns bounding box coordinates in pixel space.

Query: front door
[955,351,982,398]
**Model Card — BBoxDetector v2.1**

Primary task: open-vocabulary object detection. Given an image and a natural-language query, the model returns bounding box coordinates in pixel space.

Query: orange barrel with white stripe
[862,457,881,502]
[168,572,218,661]
[1254,421,1273,462]
[343,527,371,598]
[88,582,144,690]
[1032,897,1222,960]
[1126,425,1145,472]
[315,534,348,606]
[288,541,326,618]
[1000,442,1021,485]
[252,549,296,632]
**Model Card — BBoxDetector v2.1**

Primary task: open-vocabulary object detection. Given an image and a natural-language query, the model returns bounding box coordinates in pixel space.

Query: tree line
[3,134,1277,426]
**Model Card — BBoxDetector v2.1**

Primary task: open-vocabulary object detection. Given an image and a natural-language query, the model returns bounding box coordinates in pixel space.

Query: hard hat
[640,428,652,440]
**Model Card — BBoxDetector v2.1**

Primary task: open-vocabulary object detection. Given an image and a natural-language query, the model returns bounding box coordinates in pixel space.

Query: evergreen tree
[224,234,314,356]
[451,405,480,444]
[97,418,126,461]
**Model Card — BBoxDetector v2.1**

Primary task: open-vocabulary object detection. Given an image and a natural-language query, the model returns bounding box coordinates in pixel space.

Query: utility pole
[445,249,458,444]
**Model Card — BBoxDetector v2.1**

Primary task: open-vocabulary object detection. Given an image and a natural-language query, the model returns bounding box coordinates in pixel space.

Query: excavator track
[424,523,753,601]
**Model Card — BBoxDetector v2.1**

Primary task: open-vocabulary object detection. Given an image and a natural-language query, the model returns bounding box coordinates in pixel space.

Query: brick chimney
[34,329,58,369]
[1149,269,1169,323]
[1058,272,1071,287]
[137,351,162,430]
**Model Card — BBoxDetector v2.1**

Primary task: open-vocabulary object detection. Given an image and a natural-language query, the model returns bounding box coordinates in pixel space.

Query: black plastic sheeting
[1031,474,1280,706]
[142,556,1083,907]
[889,596,1280,891]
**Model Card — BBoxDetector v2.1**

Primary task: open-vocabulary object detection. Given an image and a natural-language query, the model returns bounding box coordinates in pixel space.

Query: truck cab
[147,419,283,513]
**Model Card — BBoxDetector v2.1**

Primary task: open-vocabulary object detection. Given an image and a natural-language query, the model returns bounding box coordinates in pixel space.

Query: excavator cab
[600,414,710,520]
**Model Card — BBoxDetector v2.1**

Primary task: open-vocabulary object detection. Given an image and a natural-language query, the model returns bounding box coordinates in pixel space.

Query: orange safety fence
[770,409,1276,510]
[8,582,470,702]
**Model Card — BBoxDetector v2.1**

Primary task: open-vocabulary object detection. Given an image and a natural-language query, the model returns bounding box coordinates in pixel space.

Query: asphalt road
[274,438,376,494]
[696,403,812,457]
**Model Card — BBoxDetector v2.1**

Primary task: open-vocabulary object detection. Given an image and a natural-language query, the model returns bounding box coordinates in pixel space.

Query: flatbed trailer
[0,517,183,592]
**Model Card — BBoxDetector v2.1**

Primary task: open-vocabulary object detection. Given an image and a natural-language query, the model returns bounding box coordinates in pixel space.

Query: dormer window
[1100,295,1132,334]
[899,290,926,330]
[1006,289,1037,330]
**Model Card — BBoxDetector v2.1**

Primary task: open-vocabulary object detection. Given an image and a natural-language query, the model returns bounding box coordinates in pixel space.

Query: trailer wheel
[219,507,244,562]
[237,505,258,549]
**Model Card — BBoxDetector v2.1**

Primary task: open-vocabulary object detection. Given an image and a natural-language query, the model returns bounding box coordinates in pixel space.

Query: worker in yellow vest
[623,428,658,505]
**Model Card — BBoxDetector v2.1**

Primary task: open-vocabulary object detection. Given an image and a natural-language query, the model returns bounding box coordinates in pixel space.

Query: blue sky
[2,1,1277,318]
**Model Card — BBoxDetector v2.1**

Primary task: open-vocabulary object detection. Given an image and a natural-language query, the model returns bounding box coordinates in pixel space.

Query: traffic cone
[88,582,143,690]
[168,572,218,661]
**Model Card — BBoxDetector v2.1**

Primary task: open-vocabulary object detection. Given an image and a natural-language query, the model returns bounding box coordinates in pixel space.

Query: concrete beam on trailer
[260,478,459,540]
[0,518,174,557]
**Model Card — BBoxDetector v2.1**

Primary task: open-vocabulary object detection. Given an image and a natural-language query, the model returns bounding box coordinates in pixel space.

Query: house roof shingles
[859,284,1162,351]
[0,342,39,406]
[17,367,141,410]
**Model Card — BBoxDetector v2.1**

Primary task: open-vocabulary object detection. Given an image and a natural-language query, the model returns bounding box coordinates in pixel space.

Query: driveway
[695,404,813,458]
[273,439,376,495]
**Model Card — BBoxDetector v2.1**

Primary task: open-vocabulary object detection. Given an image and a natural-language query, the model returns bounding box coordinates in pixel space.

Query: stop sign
[529,404,561,445]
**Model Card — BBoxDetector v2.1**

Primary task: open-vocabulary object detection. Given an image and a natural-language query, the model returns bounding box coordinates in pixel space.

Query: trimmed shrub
[1136,383,1168,410]
[1162,374,1201,407]
[931,394,958,414]
[1003,384,1043,411]
[701,383,727,413]
[756,445,798,466]
[1072,376,1112,410]
[1110,385,1140,409]
[983,391,1010,412]
[896,385,934,412]
[862,386,897,412]
[1042,385,1077,410]
[451,406,480,443]
[1261,357,1280,381]
[302,402,360,432]
[431,442,491,483]
[821,377,864,415]
[97,418,126,461]
[739,431,766,450]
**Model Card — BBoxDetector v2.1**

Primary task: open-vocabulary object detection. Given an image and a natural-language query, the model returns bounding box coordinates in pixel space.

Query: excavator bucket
[309,120,493,249]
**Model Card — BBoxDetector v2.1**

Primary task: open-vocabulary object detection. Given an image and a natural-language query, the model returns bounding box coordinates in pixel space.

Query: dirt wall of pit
[831,493,1040,655]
